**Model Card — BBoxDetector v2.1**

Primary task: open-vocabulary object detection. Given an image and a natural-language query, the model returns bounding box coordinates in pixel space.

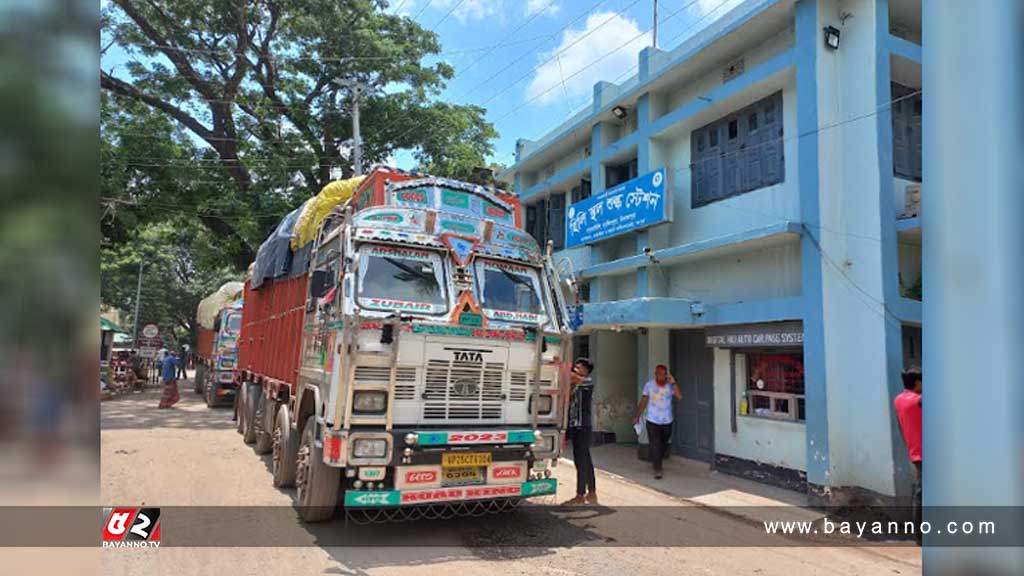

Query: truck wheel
[193,365,204,394]
[254,395,274,454]
[272,404,298,488]
[235,386,245,434]
[242,383,260,445]
[295,415,340,523]
[205,379,215,408]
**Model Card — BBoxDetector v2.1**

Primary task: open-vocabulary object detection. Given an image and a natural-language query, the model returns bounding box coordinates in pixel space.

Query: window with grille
[525,192,568,250]
[744,352,805,422]
[691,91,785,207]
[891,83,922,182]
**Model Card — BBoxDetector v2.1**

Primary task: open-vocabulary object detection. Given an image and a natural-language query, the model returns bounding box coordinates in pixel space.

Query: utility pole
[653,0,658,49]
[131,258,144,346]
[334,78,370,177]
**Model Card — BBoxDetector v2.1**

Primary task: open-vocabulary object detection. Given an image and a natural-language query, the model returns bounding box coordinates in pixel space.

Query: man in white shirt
[633,365,682,479]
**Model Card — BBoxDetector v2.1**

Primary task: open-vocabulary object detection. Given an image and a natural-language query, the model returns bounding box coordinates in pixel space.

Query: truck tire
[194,364,204,394]
[235,386,244,434]
[242,383,260,445]
[205,379,215,408]
[272,404,298,488]
[253,395,274,454]
[295,415,340,523]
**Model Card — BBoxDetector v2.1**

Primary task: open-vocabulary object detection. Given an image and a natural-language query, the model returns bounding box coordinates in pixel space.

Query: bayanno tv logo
[102,507,161,548]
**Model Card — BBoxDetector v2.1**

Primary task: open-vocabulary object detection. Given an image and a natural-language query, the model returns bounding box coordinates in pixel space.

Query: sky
[102,0,744,171]
[402,0,743,168]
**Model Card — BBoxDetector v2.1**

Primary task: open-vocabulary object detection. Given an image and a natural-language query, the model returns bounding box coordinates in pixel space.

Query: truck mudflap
[344,479,557,508]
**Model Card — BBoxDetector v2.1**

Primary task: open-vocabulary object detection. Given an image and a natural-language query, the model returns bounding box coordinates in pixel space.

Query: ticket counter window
[744,353,805,421]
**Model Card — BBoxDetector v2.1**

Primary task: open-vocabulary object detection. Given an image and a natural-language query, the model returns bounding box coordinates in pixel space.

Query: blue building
[501,0,923,504]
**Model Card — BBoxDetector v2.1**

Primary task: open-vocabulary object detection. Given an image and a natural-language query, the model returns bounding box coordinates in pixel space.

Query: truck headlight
[352,391,387,413]
[533,435,555,453]
[529,394,553,415]
[352,438,387,458]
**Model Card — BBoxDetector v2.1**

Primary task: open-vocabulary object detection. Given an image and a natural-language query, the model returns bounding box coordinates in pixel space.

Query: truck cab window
[357,245,447,314]
[473,259,547,323]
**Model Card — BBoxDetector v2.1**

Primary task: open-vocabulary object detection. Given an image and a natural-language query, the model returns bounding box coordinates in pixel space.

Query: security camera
[643,246,660,265]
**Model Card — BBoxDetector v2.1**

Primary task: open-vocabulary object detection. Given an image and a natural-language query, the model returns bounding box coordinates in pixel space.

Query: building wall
[713,348,808,470]
[814,0,898,496]
[665,240,802,304]
[592,331,639,440]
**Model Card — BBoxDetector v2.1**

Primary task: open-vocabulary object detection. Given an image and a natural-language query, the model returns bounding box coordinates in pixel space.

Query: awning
[101,317,127,333]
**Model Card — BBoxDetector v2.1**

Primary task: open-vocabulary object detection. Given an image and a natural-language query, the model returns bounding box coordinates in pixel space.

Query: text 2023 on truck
[236,166,573,522]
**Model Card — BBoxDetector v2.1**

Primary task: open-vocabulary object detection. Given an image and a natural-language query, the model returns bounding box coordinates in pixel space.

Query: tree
[101,0,499,269]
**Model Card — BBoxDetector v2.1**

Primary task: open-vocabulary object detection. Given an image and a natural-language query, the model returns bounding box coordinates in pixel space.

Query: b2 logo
[103,507,161,547]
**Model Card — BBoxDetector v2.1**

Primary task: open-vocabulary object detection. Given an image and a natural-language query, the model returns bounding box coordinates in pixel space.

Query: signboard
[565,167,669,248]
[141,324,160,339]
[705,321,804,348]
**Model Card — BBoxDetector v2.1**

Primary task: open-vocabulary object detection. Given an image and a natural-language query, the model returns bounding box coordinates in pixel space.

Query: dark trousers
[912,461,922,544]
[646,421,673,473]
[570,428,595,495]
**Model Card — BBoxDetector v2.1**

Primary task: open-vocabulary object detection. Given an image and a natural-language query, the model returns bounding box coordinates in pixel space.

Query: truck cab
[205,301,242,407]
[259,172,572,520]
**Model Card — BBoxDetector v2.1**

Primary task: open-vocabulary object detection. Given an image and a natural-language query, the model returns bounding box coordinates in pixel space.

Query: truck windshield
[473,259,547,323]
[226,313,241,334]
[358,245,447,314]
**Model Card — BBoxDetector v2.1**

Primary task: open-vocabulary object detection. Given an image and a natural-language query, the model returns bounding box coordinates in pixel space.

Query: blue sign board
[565,168,668,248]
[566,304,583,331]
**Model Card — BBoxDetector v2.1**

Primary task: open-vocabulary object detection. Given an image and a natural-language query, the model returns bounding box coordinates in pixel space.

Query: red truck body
[196,327,215,363]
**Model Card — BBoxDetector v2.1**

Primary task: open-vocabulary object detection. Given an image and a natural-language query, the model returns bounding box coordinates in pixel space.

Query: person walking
[177,345,189,380]
[562,358,597,505]
[634,365,682,479]
[894,367,923,545]
[158,350,181,409]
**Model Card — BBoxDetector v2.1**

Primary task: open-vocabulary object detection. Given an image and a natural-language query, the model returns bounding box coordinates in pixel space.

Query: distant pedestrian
[634,365,682,479]
[563,358,597,505]
[894,367,922,544]
[177,346,188,380]
[158,350,181,409]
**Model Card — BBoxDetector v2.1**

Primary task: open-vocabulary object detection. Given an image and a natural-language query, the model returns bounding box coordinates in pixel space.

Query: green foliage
[101,0,499,270]
[101,221,240,346]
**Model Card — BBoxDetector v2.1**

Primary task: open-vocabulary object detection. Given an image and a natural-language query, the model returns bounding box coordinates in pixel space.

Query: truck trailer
[237,166,572,522]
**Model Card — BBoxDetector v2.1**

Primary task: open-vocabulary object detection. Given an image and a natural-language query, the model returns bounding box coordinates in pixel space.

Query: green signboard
[520,479,558,497]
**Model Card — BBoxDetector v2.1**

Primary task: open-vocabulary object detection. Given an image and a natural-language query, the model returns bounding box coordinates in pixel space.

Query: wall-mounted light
[823,25,841,50]
[611,105,628,120]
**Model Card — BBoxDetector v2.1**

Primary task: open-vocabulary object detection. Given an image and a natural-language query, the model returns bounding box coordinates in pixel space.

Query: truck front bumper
[343,478,557,508]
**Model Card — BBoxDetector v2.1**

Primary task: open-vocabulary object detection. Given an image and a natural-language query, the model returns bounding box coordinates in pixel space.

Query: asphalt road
[101,384,922,575]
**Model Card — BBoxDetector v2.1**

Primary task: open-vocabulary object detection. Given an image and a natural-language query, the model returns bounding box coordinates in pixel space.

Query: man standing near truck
[158,350,180,409]
[563,358,597,505]
[634,365,683,479]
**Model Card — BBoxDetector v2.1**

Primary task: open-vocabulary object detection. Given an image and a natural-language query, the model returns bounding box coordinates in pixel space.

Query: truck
[236,166,573,522]
[194,282,244,407]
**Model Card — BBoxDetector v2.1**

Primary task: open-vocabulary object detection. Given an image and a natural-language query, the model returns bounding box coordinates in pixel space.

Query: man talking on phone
[633,365,682,479]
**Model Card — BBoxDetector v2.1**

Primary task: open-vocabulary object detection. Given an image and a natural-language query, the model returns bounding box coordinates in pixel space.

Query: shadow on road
[101,384,234,431]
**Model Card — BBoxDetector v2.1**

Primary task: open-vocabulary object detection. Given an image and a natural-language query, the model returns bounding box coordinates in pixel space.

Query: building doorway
[669,330,715,462]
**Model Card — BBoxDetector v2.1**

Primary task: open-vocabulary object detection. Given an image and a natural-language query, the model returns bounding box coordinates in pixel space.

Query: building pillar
[794,0,830,493]
[924,0,1024,570]
[873,0,915,503]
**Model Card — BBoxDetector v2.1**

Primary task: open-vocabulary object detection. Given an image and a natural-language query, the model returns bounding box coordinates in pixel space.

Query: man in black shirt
[563,358,596,505]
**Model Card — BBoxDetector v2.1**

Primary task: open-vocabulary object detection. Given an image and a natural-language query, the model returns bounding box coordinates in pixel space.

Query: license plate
[442,467,483,485]
[442,452,491,467]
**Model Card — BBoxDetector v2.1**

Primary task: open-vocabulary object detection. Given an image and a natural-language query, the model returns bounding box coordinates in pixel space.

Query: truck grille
[353,365,418,400]
[423,360,504,420]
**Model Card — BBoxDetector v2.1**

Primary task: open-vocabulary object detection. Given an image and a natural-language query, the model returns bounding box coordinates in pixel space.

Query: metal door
[669,330,715,462]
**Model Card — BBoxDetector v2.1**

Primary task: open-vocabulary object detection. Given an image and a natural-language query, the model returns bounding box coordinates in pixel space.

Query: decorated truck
[237,166,572,522]
[195,282,244,407]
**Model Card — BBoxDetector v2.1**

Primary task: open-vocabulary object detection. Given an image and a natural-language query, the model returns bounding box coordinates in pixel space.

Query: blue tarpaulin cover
[251,199,310,289]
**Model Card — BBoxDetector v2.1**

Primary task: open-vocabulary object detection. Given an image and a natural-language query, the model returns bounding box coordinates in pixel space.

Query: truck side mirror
[310,269,330,300]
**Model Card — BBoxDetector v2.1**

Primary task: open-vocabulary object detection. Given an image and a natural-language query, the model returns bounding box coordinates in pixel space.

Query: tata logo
[405,470,437,484]
[451,378,479,397]
[453,351,483,363]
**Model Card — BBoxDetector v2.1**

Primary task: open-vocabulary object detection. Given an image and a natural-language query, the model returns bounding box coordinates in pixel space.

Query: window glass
[728,119,739,139]
[748,112,758,131]
[226,313,242,333]
[358,245,447,314]
[709,126,719,147]
[473,259,547,323]
[745,352,805,421]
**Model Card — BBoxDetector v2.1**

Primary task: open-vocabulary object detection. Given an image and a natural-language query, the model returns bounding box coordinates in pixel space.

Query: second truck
[236,167,573,521]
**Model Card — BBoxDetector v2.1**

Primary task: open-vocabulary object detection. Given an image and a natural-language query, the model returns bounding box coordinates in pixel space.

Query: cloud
[526,0,560,18]
[525,11,651,106]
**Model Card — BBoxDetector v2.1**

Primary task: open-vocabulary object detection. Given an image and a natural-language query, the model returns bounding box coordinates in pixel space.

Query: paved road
[101,385,921,575]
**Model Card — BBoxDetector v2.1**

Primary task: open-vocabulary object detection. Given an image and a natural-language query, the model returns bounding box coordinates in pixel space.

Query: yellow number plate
[442,452,491,467]
[443,467,483,484]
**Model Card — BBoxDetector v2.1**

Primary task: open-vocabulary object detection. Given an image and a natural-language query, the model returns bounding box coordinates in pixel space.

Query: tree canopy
[101,0,499,269]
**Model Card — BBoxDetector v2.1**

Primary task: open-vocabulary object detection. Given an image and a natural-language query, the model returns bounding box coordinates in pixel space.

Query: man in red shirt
[894,367,922,544]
